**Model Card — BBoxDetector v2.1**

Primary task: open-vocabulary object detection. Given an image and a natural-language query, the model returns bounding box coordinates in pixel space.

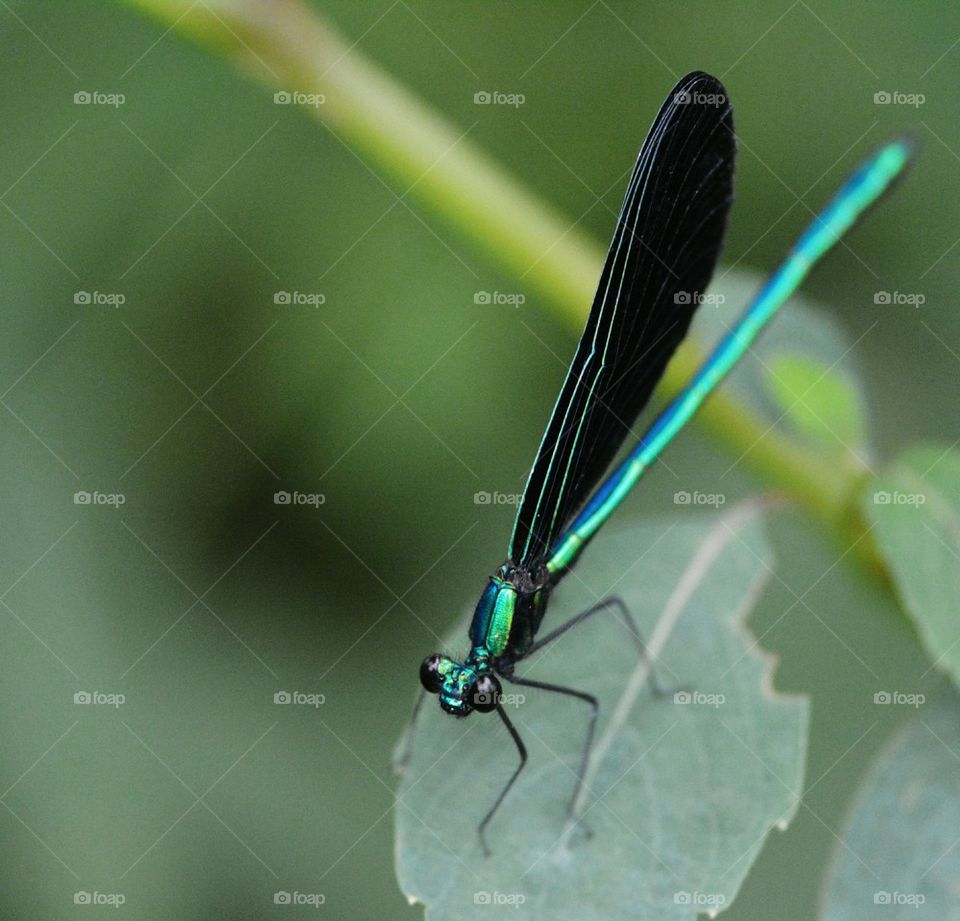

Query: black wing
[508,71,736,568]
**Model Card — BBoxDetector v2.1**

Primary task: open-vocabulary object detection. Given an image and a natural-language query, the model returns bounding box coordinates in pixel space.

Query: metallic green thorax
[467,572,549,659]
[468,578,516,657]
[433,574,552,714]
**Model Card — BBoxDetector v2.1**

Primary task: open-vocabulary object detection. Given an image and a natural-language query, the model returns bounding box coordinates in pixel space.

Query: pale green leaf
[765,354,866,452]
[395,505,807,920]
[821,694,959,920]
[864,445,960,687]
[697,270,874,463]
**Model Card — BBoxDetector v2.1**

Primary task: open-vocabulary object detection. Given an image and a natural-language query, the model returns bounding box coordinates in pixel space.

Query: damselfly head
[419,654,501,717]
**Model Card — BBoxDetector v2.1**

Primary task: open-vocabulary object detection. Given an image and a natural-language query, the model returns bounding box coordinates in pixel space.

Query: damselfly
[401,71,911,855]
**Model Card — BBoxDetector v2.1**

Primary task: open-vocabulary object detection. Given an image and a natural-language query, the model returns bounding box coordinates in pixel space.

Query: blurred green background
[0,1,955,918]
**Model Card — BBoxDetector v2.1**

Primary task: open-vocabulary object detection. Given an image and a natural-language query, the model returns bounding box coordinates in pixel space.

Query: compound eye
[471,673,502,713]
[419,654,444,694]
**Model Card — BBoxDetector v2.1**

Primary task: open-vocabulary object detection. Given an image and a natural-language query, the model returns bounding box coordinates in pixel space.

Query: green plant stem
[117,0,885,573]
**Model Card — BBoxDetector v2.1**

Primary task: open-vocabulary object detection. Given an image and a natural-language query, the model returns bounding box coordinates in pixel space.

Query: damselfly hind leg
[477,705,527,857]
[528,594,680,697]
[512,594,685,824]
[499,672,598,829]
